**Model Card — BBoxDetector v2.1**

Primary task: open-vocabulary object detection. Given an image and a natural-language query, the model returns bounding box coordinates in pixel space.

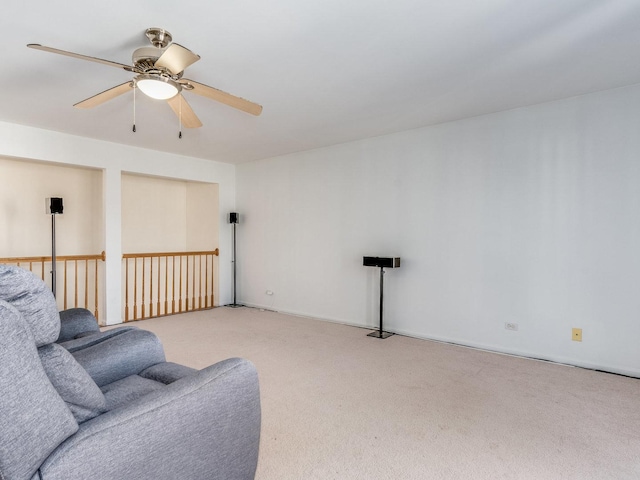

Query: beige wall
[0,157,103,257]
[186,182,219,251]
[121,173,218,253]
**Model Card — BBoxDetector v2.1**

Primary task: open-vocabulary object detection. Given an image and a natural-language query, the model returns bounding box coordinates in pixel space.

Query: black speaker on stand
[46,197,64,298]
[363,256,401,339]
[228,212,242,307]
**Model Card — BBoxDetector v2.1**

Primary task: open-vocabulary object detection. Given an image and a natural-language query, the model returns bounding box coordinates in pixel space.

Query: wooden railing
[0,252,105,321]
[122,249,219,322]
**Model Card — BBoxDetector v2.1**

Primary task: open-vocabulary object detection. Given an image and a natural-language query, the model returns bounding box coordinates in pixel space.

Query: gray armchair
[0,265,261,480]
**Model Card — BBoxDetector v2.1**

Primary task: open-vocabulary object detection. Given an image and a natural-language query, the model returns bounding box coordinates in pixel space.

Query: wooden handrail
[123,249,219,259]
[0,252,106,263]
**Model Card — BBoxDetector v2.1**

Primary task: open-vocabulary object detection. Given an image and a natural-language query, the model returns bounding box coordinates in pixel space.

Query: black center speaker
[363,256,401,268]
[229,212,239,224]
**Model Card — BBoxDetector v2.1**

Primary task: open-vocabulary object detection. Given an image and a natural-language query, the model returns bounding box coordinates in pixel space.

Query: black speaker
[46,197,64,215]
[363,256,401,268]
[229,212,239,224]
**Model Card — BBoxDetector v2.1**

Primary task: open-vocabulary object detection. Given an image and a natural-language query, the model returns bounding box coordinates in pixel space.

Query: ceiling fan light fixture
[135,74,181,100]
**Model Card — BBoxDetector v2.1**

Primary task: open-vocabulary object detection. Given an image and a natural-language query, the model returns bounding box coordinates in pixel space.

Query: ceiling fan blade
[28,44,134,72]
[74,82,133,109]
[155,43,200,74]
[167,94,203,128]
[182,79,262,116]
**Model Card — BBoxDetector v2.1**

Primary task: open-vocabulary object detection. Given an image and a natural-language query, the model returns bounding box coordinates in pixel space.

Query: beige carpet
[129,307,640,479]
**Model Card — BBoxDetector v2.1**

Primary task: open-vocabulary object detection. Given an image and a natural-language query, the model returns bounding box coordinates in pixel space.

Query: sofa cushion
[0,300,78,480]
[0,265,60,347]
[38,343,108,423]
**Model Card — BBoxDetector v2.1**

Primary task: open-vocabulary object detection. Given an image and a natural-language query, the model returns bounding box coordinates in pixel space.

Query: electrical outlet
[505,322,518,331]
[265,290,274,296]
[572,328,582,342]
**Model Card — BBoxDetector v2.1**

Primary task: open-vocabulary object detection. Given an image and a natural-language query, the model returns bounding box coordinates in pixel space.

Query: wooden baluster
[142,257,146,319]
[201,255,205,309]
[177,255,180,313]
[125,259,130,322]
[164,255,169,315]
[191,255,196,311]
[172,255,176,314]
[194,255,198,310]
[134,257,138,320]
[179,255,183,313]
[150,256,154,318]
[205,254,209,308]
[212,249,218,307]
[196,255,200,309]
[210,253,214,308]
[186,255,190,311]
[157,256,162,316]
[95,259,99,322]
[84,259,89,309]
[63,260,68,310]
[74,260,79,308]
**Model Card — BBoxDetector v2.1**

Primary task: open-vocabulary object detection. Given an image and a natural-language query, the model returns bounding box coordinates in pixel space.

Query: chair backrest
[0,265,60,346]
[0,266,107,480]
[0,299,79,480]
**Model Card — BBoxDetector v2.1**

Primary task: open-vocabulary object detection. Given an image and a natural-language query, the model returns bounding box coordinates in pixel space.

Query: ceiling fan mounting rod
[145,28,172,49]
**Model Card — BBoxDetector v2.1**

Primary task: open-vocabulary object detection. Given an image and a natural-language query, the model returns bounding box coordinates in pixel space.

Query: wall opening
[121,173,219,320]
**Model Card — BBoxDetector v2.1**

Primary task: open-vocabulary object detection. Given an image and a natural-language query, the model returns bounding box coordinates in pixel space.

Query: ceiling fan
[27,27,262,130]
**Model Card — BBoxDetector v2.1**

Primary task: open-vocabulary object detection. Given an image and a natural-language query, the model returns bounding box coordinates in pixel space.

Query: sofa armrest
[139,361,198,384]
[57,308,100,342]
[38,358,261,480]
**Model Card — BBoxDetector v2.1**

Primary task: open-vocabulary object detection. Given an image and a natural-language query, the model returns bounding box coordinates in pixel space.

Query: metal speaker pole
[46,197,64,297]
[51,213,57,297]
[229,212,242,308]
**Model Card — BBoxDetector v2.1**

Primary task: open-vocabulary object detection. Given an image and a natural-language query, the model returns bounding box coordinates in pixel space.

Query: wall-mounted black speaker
[363,256,401,268]
[229,212,239,224]
[46,197,64,215]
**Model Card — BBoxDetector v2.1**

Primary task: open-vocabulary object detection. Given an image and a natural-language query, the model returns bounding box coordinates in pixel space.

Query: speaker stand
[367,266,395,339]
[228,221,243,308]
[51,213,57,298]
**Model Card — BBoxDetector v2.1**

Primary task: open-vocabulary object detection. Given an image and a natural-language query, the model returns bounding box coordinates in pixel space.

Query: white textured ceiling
[1,0,640,164]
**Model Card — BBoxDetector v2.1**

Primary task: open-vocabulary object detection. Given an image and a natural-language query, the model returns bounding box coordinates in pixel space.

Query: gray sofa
[0,265,261,480]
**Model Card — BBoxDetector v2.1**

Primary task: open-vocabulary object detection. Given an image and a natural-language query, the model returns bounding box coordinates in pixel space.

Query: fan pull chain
[132,82,137,133]
[178,95,182,139]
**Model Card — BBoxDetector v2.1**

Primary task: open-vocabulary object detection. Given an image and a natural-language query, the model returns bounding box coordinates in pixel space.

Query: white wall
[237,83,640,377]
[0,122,235,324]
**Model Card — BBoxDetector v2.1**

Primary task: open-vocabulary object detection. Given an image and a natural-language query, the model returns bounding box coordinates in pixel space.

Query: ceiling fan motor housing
[132,46,162,68]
